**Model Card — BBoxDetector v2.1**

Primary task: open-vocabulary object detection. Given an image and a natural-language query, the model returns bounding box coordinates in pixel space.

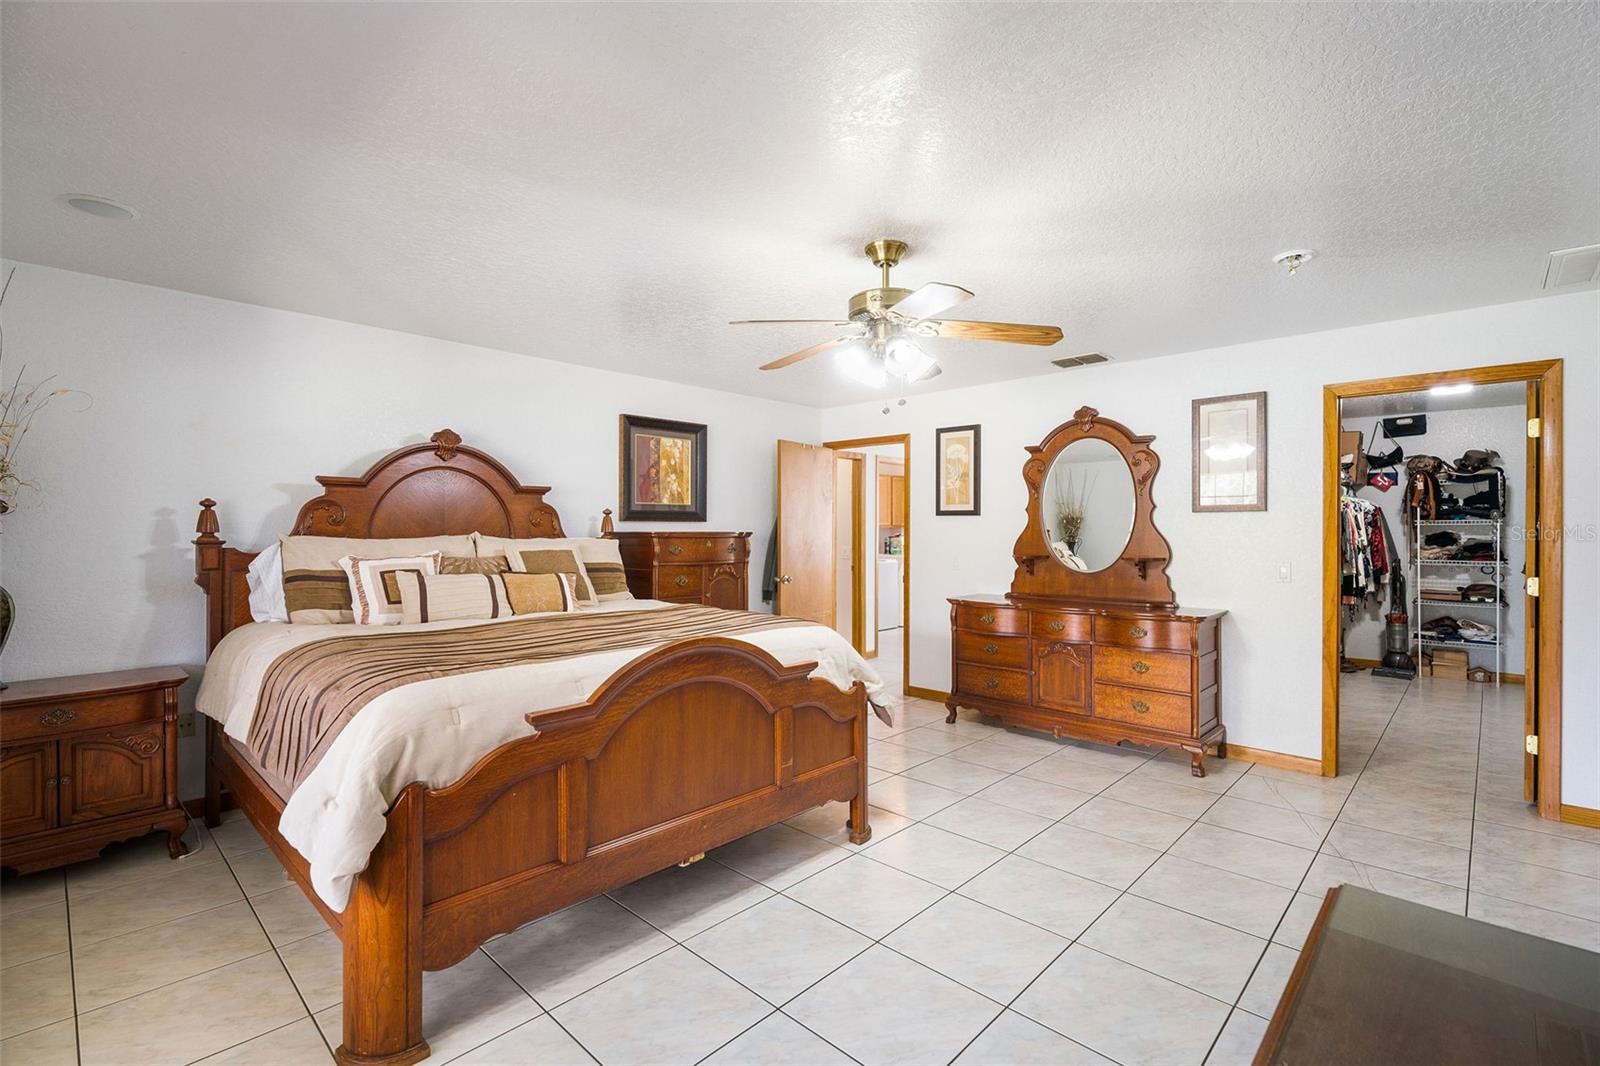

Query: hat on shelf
[1455,449,1501,473]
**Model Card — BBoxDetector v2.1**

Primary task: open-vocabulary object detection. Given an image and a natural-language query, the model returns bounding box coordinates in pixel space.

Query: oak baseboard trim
[904,685,950,703]
[1225,744,1322,776]
[1559,804,1600,829]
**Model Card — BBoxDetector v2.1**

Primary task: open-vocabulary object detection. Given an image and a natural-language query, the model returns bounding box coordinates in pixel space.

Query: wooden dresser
[946,406,1228,776]
[948,595,1226,773]
[1,666,191,873]
[610,530,752,610]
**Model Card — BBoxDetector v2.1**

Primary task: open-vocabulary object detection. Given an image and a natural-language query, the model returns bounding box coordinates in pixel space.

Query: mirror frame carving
[1010,406,1177,607]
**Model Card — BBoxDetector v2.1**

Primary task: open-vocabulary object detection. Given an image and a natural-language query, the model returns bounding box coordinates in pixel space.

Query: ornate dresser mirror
[947,406,1227,776]
[1011,406,1175,606]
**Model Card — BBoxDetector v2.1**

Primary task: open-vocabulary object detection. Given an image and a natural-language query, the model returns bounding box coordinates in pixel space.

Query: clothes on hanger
[1340,494,1393,603]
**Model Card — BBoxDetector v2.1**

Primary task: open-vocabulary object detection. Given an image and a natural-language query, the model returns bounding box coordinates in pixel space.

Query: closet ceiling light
[1429,383,1474,396]
[60,194,138,220]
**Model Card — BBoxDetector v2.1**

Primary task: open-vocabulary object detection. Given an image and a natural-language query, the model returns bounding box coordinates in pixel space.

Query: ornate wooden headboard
[194,429,567,651]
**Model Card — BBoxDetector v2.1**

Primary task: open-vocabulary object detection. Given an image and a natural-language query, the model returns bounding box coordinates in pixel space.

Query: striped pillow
[394,571,575,624]
[339,553,442,626]
[575,538,632,602]
[439,555,510,575]
[508,547,598,607]
[475,535,599,607]
[280,535,474,623]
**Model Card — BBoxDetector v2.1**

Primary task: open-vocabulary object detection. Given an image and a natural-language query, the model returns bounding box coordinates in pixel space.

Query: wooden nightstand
[1,666,191,874]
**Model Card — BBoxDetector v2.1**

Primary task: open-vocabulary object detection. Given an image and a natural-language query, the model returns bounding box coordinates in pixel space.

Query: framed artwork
[618,414,707,521]
[1192,391,1267,512]
[935,424,981,516]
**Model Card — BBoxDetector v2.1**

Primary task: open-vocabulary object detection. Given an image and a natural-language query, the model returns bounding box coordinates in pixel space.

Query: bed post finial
[194,499,223,545]
[600,508,614,537]
[430,429,462,461]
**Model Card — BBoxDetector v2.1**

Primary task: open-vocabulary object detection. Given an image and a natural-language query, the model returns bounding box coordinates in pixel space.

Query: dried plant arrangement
[1,270,89,516]
[1053,468,1096,549]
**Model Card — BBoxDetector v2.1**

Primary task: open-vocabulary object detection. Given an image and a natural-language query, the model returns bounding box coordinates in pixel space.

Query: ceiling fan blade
[759,336,859,371]
[887,282,973,322]
[730,319,855,327]
[923,319,1064,346]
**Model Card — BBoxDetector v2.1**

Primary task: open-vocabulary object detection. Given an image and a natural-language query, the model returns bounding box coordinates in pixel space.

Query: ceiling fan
[732,239,1063,387]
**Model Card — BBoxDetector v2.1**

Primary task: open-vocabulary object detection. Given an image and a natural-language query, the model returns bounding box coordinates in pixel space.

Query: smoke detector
[60,194,138,220]
[1542,245,1600,290]
[1051,352,1110,369]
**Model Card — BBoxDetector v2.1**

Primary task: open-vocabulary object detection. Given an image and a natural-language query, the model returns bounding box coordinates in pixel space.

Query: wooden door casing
[1034,641,1092,714]
[777,440,836,625]
[60,726,165,824]
[0,743,57,837]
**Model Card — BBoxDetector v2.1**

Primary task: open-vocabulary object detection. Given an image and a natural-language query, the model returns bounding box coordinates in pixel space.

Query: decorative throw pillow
[500,544,598,606]
[338,553,442,626]
[474,534,600,605]
[573,538,632,602]
[439,554,510,576]
[394,571,511,624]
[280,534,474,623]
[500,572,578,616]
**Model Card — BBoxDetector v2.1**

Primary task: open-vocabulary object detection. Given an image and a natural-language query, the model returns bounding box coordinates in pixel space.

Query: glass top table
[1257,885,1600,1065]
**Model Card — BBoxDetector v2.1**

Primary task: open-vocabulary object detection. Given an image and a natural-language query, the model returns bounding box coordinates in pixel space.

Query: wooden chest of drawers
[610,531,752,610]
[947,596,1227,776]
[1,667,191,873]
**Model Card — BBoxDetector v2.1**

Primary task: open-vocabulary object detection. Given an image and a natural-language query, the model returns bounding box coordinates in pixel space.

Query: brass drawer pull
[39,707,77,728]
[727,543,738,554]
[44,777,58,787]
[982,643,999,654]
[674,574,690,588]
[1131,699,1150,714]
[1131,661,1150,675]
[1048,619,1065,632]
[983,676,1000,690]
[667,544,684,556]
[58,775,72,785]
[1129,625,1148,639]
[979,612,996,624]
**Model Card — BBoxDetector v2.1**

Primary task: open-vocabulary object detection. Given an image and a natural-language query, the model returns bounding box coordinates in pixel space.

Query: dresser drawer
[656,565,703,599]
[1094,646,1192,694]
[656,537,746,564]
[955,664,1031,704]
[1093,615,1194,652]
[953,603,1027,636]
[1031,610,1092,642]
[953,632,1030,670]
[1093,683,1191,733]
[2,689,161,743]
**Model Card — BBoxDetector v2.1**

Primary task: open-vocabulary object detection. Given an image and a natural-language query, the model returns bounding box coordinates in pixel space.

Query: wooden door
[777,440,835,625]
[1034,642,1092,715]
[0,742,57,838]
[891,476,907,526]
[60,726,164,825]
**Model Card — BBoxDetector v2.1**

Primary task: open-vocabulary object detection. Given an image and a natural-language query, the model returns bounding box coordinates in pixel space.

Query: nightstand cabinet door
[0,743,57,837]
[1034,641,1092,715]
[704,564,745,610]
[60,725,165,825]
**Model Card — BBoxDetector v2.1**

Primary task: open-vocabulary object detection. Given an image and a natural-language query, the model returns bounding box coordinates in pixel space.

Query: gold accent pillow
[501,573,577,615]
[439,555,510,576]
[507,547,597,606]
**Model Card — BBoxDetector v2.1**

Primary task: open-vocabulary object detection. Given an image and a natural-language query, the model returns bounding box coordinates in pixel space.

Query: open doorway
[827,435,910,695]
[1323,359,1565,820]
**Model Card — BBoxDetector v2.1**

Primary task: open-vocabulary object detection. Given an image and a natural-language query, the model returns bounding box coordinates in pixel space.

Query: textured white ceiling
[4,2,1597,407]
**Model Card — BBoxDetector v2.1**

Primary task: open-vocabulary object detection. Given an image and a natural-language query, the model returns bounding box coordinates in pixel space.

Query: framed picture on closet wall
[935,424,981,515]
[1192,391,1267,512]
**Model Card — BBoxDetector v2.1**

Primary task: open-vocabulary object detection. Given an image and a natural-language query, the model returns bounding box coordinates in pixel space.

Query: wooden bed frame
[193,429,871,1066]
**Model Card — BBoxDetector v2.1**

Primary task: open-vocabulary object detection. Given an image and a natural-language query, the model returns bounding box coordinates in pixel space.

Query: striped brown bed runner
[247,605,812,792]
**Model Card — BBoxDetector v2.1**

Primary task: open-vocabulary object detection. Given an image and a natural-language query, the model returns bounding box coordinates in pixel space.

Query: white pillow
[246,541,289,623]
[337,553,442,626]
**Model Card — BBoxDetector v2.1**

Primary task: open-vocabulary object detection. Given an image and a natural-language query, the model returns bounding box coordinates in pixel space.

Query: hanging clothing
[1340,495,1392,604]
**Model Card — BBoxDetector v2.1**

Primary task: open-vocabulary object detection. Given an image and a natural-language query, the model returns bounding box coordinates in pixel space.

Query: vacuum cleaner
[1372,570,1418,680]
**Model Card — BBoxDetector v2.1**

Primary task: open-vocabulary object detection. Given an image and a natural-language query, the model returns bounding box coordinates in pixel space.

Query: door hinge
[1525,734,1539,756]
[1526,576,1540,597]
[1528,417,1542,438]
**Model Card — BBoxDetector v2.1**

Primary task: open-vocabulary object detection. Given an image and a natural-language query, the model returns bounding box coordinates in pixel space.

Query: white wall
[0,263,821,797]
[820,291,1599,809]
[1340,404,1527,674]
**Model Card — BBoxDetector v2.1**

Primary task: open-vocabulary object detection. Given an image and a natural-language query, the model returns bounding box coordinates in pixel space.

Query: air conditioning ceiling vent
[1542,245,1600,290]
[1051,352,1110,369]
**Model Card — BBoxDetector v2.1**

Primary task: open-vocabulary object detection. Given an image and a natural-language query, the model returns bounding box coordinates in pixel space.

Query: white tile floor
[3,672,1596,1065]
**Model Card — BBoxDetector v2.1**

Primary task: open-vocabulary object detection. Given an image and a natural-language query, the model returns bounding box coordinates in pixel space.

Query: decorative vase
[0,584,12,690]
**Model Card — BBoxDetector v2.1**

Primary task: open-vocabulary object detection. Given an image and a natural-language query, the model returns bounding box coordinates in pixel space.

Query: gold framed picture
[935,424,981,516]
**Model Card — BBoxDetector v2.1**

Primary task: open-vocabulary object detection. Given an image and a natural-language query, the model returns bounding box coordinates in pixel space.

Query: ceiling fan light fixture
[835,344,886,389]
[885,337,937,381]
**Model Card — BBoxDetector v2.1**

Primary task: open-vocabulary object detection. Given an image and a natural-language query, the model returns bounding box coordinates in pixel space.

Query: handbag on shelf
[1383,414,1428,438]
[1364,421,1404,468]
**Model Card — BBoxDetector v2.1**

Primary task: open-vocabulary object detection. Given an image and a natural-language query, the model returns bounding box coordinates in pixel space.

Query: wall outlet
[1277,562,1293,583]
[177,712,197,738]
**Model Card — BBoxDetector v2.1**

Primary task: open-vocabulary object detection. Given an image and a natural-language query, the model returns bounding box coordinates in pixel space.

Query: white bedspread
[195,600,885,911]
